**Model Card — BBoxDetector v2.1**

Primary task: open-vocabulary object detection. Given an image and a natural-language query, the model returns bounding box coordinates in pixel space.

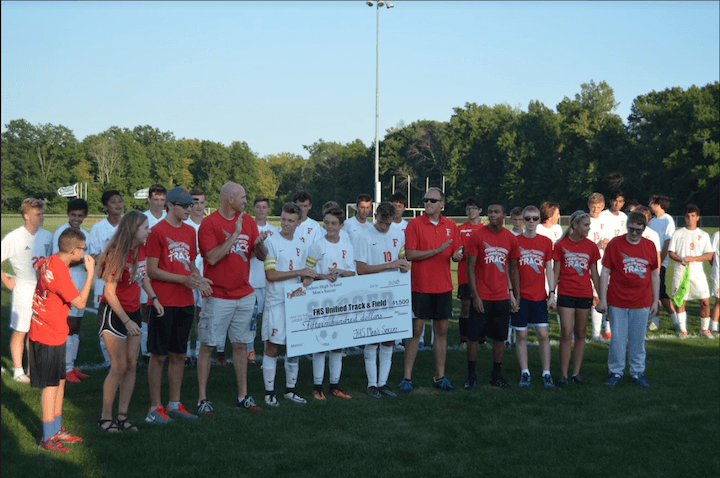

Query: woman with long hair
[96,211,164,432]
[551,210,600,387]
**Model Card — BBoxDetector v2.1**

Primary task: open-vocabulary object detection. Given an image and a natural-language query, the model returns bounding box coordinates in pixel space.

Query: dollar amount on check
[284,270,412,357]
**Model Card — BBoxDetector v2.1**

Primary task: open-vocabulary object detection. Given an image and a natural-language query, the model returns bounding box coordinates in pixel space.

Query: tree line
[2,80,717,218]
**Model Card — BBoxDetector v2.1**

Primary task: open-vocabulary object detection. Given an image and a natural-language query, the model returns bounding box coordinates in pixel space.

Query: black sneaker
[557,376,568,388]
[571,375,586,385]
[366,386,382,399]
[489,374,512,389]
[464,373,477,391]
[378,385,397,398]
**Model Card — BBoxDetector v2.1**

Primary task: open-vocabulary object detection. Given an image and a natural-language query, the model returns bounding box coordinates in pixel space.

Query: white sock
[430,327,435,346]
[14,367,24,378]
[378,344,393,387]
[542,370,551,377]
[604,318,612,335]
[262,355,277,392]
[141,322,148,356]
[712,320,719,332]
[364,344,378,387]
[670,312,679,326]
[65,336,74,373]
[677,312,687,332]
[99,337,110,364]
[186,341,193,357]
[284,356,299,389]
[312,352,326,385]
[195,341,201,357]
[522,369,530,375]
[591,308,603,337]
[701,318,710,331]
[167,400,180,410]
[328,351,343,385]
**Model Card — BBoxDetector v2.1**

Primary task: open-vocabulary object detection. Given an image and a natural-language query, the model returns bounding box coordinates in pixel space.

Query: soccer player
[145,187,212,424]
[456,198,483,346]
[465,201,520,389]
[647,195,678,331]
[51,199,90,384]
[711,231,720,337]
[262,202,318,406]
[536,201,562,243]
[88,190,124,367]
[668,204,714,338]
[598,211,659,388]
[293,189,324,246]
[587,192,609,343]
[196,182,267,415]
[343,193,374,248]
[1,197,53,383]
[248,196,280,364]
[97,211,162,432]
[400,187,461,392]
[599,190,628,239]
[552,211,601,387]
[183,187,205,365]
[356,202,409,398]
[512,205,555,388]
[390,191,409,233]
[306,206,356,400]
[30,228,94,451]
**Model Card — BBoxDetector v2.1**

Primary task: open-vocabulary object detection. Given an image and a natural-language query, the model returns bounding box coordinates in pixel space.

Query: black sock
[467,360,476,375]
[493,362,502,375]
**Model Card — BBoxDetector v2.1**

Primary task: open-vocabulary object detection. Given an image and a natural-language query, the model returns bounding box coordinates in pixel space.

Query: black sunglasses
[423,198,440,204]
[173,202,192,209]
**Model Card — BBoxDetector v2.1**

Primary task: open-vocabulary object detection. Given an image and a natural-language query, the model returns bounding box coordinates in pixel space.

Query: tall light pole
[367,0,394,207]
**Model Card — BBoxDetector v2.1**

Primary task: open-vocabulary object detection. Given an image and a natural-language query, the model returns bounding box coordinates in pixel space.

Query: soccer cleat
[700,329,714,339]
[647,322,659,331]
[145,406,174,424]
[678,331,689,339]
[631,374,650,388]
[264,394,279,407]
[284,391,307,404]
[330,388,352,399]
[542,374,554,389]
[464,373,477,391]
[604,373,622,387]
[65,369,82,384]
[312,389,327,400]
[54,427,83,443]
[366,386,382,399]
[14,373,30,384]
[489,374,512,389]
[518,372,531,387]
[40,437,70,453]
[215,355,226,366]
[556,376,568,388]
[397,379,413,394]
[73,367,90,379]
[167,403,198,419]
[237,395,263,411]
[247,350,257,363]
[571,375,586,385]
[601,331,612,340]
[196,399,215,416]
[432,376,454,391]
[378,385,397,398]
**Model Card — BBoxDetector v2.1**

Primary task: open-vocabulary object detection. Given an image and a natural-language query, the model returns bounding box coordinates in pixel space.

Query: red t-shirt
[517,234,553,301]
[101,246,146,313]
[199,211,259,300]
[29,255,79,346]
[405,214,459,294]
[466,227,519,301]
[146,220,197,307]
[457,221,483,286]
[553,236,601,298]
[602,235,658,309]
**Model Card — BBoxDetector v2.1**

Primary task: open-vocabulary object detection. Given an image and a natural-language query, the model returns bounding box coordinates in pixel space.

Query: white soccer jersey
[52,222,88,316]
[294,217,323,247]
[306,235,356,275]
[183,217,204,274]
[711,231,719,298]
[669,227,713,299]
[250,222,280,288]
[1,226,53,285]
[390,219,408,234]
[536,223,563,243]
[343,216,374,249]
[88,218,119,307]
[599,209,627,239]
[355,226,405,270]
[648,213,676,268]
[641,227,662,253]
[588,216,607,251]
[144,210,167,229]
[264,234,308,309]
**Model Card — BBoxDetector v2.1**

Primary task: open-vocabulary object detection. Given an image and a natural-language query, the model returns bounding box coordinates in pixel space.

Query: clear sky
[2,1,718,159]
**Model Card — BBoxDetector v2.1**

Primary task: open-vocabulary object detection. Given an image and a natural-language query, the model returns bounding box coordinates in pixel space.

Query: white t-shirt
[355,226,405,270]
[641,227,662,253]
[249,222,280,288]
[536,223,562,243]
[669,227,713,287]
[343,216,374,249]
[648,213,675,268]
[88,218,119,307]
[264,234,308,309]
[52,222,88,316]
[390,219,408,234]
[307,235,356,275]
[1,226,53,285]
[599,210,627,239]
[711,231,719,298]
[144,210,167,229]
[294,217,323,248]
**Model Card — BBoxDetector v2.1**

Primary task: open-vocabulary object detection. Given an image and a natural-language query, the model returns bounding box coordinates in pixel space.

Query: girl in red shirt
[551,210,601,387]
[96,211,164,432]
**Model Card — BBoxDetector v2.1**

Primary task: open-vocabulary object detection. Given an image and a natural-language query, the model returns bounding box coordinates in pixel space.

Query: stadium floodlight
[378,1,385,7]
[386,2,394,7]
[366,1,374,6]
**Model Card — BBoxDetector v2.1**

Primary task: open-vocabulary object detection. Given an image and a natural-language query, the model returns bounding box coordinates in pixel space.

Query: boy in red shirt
[29,228,94,452]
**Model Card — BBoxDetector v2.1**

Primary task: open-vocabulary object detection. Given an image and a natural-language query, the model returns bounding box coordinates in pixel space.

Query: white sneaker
[284,391,307,404]
[264,394,279,407]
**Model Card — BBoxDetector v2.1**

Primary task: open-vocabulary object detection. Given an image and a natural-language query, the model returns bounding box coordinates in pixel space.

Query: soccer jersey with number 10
[355,227,405,269]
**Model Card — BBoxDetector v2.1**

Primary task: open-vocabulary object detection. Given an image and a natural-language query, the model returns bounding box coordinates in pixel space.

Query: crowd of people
[2,185,718,452]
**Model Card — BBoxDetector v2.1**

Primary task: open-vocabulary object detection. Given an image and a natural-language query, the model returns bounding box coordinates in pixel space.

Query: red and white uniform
[553,236,601,298]
[516,234,553,301]
[294,217,323,247]
[264,234,308,309]
[307,235,356,275]
[405,214,459,294]
[145,220,197,307]
[669,227,712,300]
[343,216,374,250]
[602,236,658,309]
[457,221,483,286]
[466,227,519,301]
[711,232,719,299]
[355,227,405,269]
[29,255,79,346]
[101,246,147,313]
[536,224,563,243]
[250,223,279,290]
[648,213,675,268]
[599,210,627,239]
[88,218,119,308]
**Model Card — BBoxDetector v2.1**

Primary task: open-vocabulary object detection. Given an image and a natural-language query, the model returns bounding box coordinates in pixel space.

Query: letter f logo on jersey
[393,239,398,247]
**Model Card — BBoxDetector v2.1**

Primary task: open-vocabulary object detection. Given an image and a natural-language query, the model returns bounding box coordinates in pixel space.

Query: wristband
[151,296,158,302]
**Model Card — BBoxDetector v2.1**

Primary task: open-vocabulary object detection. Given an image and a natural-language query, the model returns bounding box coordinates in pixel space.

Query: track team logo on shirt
[621,253,649,278]
[564,252,590,276]
[166,237,191,271]
[483,242,508,272]
[223,231,250,261]
[519,247,543,274]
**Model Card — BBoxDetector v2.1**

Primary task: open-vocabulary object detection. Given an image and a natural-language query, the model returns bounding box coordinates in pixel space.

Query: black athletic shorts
[457,284,472,300]
[412,291,453,320]
[659,266,670,300]
[29,340,65,389]
[557,294,593,310]
[98,303,141,339]
[468,299,510,342]
[148,305,194,356]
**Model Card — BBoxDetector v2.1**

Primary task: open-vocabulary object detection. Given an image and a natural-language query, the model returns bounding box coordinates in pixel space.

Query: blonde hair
[559,210,590,241]
[20,197,44,217]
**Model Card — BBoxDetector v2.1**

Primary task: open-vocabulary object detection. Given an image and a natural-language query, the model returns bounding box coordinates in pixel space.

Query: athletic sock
[13,367,24,378]
[312,352,326,386]
[284,356,299,389]
[54,414,62,435]
[42,420,55,441]
[377,344,393,387]
[712,320,719,333]
[701,317,710,331]
[65,336,74,373]
[590,308,603,337]
[677,312,688,333]
[167,401,180,410]
[262,355,277,392]
[328,351,343,385]
[364,344,378,388]
[670,312,679,327]
[492,362,502,375]
[542,370,551,377]
[467,360,476,375]
[140,322,148,356]
[521,369,530,376]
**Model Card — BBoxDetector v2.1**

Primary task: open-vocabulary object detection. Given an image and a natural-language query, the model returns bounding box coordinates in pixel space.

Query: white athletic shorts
[198,295,254,347]
[254,287,267,315]
[10,281,35,333]
[261,303,286,345]
[672,265,710,301]
[712,271,719,299]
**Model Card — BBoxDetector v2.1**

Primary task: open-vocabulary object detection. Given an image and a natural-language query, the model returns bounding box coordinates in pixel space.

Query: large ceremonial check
[284,270,412,357]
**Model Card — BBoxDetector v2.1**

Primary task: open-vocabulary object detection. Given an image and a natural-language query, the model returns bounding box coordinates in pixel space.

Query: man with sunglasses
[399,187,461,392]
